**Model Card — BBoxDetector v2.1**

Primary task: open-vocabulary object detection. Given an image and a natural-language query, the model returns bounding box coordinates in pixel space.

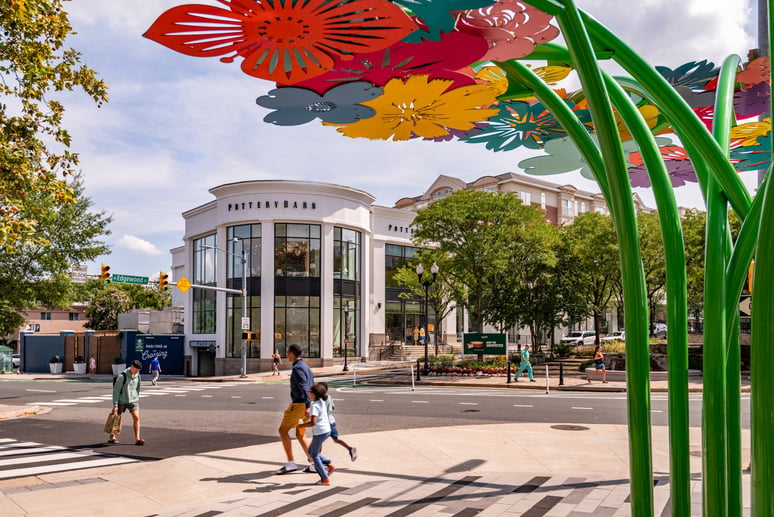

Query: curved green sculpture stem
[751,170,774,516]
[700,54,739,517]
[580,14,752,221]
[554,1,652,514]
[749,4,774,512]
[715,55,744,517]
[602,75,691,516]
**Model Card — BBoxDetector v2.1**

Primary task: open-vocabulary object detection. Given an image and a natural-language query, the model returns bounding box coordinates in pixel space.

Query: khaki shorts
[280,403,307,436]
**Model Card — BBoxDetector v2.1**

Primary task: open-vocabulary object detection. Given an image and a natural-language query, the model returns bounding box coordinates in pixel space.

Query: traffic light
[242,331,256,341]
[159,272,169,292]
[100,264,111,285]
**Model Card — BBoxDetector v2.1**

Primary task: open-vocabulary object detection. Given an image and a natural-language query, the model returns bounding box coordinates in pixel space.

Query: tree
[70,278,172,312]
[682,209,706,325]
[560,212,620,342]
[0,173,111,335]
[411,190,558,333]
[0,1,108,248]
[638,211,667,331]
[85,286,131,331]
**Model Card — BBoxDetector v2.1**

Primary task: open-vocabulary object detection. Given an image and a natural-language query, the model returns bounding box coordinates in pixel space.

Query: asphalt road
[0,374,749,466]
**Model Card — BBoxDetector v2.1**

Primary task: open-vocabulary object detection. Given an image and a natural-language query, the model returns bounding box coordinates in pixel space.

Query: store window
[40,312,52,320]
[333,227,361,357]
[384,244,422,344]
[192,234,217,334]
[274,295,320,358]
[226,224,261,357]
[274,224,321,357]
[69,313,80,321]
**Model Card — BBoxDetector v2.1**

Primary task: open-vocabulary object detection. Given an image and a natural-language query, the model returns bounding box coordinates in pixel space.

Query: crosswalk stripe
[0,446,66,457]
[0,450,100,467]
[54,399,102,404]
[30,402,76,406]
[0,456,137,480]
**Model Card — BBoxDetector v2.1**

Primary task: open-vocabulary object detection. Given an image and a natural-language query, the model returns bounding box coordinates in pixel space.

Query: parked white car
[652,323,667,338]
[601,331,625,343]
[561,330,597,346]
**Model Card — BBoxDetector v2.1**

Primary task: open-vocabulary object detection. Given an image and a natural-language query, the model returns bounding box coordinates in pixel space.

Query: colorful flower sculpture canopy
[145,0,772,187]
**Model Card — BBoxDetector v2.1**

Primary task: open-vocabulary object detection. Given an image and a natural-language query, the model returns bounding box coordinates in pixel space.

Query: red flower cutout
[457,0,560,61]
[289,31,489,95]
[144,0,417,83]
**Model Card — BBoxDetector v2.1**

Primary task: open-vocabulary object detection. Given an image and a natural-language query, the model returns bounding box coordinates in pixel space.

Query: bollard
[507,361,511,384]
[416,358,421,381]
[559,361,564,386]
[545,364,550,394]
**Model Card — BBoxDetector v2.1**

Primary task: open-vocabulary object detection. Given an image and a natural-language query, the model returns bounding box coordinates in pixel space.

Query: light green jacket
[112,368,141,406]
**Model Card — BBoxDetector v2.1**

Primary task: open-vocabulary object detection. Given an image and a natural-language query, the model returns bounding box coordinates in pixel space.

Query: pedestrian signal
[100,264,111,285]
[159,272,169,292]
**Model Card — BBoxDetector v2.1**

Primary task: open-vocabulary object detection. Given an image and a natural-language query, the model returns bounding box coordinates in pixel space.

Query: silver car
[561,330,597,346]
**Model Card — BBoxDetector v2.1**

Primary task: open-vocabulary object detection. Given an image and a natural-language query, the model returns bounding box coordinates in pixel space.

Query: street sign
[112,274,149,285]
[70,264,88,284]
[177,276,191,293]
[241,317,250,330]
[463,332,507,355]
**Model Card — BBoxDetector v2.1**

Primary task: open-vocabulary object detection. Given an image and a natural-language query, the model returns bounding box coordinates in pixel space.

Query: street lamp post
[416,262,438,377]
[342,300,351,372]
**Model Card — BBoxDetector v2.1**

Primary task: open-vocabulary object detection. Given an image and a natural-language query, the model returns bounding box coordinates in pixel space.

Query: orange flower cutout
[144,0,417,83]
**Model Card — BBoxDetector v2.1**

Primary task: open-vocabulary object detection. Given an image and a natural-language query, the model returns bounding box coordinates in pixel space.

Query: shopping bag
[104,412,122,435]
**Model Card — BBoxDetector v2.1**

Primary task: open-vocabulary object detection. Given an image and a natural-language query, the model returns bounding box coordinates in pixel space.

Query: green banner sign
[463,333,507,355]
[112,274,149,285]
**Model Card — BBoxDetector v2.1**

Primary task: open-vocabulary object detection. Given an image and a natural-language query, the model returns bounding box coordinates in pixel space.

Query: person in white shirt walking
[298,383,335,485]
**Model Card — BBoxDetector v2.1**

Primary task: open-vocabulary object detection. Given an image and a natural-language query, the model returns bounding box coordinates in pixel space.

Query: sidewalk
[0,363,751,516]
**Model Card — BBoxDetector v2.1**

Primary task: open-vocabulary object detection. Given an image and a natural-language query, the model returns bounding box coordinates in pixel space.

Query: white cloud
[116,235,163,256]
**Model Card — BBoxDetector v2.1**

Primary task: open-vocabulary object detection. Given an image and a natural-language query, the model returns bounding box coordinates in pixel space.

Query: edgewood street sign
[112,274,149,285]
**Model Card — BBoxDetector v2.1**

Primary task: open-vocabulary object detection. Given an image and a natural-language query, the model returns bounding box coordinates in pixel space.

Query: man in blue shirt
[275,344,314,474]
[148,356,162,385]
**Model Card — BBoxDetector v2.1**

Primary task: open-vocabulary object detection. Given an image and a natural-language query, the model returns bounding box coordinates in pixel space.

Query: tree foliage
[411,190,558,333]
[0,0,108,248]
[560,212,620,342]
[0,173,111,335]
[682,209,706,322]
[85,285,131,331]
[638,211,666,330]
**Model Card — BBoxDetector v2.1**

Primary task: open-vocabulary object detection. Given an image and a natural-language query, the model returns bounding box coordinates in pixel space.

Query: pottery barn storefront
[171,180,451,376]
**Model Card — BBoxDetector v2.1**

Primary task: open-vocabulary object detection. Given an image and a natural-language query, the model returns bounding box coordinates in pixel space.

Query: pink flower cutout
[288,31,489,95]
[457,0,560,61]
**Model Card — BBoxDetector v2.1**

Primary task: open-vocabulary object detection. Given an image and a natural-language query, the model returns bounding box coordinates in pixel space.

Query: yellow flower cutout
[731,118,771,146]
[333,75,499,141]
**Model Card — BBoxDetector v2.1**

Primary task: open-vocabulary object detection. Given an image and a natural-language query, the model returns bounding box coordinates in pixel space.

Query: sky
[61,0,760,280]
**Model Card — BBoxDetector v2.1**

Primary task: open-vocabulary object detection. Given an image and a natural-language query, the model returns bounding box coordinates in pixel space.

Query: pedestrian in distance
[109,359,145,445]
[274,344,314,474]
[419,326,426,344]
[588,345,608,383]
[412,326,419,345]
[298,383,336,485]
[149,355,162,385]
[272,349,282,376]
[514,344,536,382]
[88,354,97,375]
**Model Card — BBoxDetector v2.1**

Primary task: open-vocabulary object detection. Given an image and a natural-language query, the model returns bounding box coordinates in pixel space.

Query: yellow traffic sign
[177,276,191,293]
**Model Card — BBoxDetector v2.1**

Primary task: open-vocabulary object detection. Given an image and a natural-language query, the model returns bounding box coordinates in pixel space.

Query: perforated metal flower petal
[457,0,560,61]
[289,31,488,95]
[257,82,383,125]
[392,0,497,42]
[144,0,418,83]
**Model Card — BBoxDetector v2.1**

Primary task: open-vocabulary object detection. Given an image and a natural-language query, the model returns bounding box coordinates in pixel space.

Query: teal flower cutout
[518,136,674,181]
[730,133,772,172]
[394,0,496,42]
[464,101,590,151]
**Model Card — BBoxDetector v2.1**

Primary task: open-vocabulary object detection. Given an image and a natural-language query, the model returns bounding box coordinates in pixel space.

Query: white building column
[320,223,335,362]
[260,222,275,360]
